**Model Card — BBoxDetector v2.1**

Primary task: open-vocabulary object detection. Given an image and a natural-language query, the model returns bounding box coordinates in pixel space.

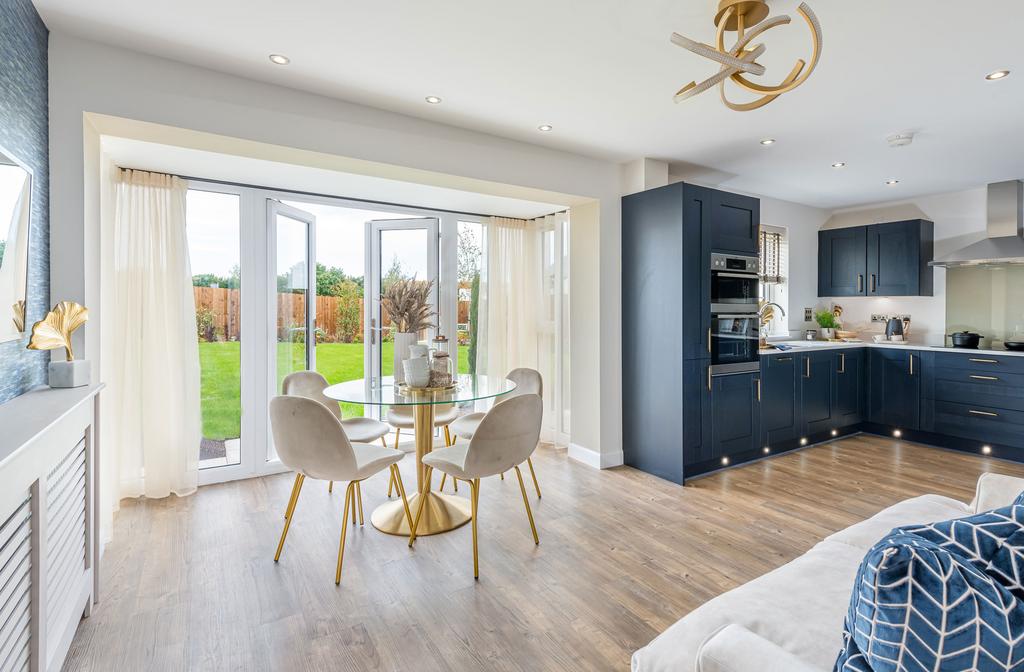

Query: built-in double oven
[709,253,760,374]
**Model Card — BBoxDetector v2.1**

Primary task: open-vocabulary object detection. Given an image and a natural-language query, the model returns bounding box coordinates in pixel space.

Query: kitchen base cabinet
[800,351,834,435]
[708,371,761,461]
[834,348,866,426]
[760,353,799,447]
[868,348,921,430]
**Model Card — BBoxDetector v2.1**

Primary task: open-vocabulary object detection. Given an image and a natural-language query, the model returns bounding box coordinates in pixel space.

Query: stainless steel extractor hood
[930,180,1024,267]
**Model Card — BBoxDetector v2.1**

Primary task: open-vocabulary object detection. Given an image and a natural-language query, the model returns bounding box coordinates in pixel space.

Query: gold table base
[371,491,471,536]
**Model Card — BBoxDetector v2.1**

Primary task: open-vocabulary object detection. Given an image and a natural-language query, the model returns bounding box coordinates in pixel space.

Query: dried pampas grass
[381,278,436,333]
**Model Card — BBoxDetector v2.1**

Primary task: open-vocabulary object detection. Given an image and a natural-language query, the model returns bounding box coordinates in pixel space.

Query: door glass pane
[276,213,310,394]
[457,221,483,375]
[379,228,430,376]
[187,190,242,469]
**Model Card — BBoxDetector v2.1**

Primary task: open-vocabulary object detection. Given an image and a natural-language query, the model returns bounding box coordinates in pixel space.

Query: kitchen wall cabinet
[709,189,759,256]
[818,219,934,297]
[800,351,835,435]
[868,348,921,429]
[834,348,866,426]
[760,353,799,447]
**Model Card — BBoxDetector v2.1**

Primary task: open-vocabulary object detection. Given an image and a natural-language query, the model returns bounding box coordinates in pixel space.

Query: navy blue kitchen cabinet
[709,189,759,255]
[834,348,866,427]
[867,220,934,296]
[800,351,834,435]
[819,220,934,297]
[868,348,921,430]
[818,226,867,297]
[708,371,760,461]
[760,353,799,447]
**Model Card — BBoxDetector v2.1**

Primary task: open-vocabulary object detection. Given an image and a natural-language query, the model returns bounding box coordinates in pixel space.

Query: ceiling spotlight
[425,96,442,104]
[760,138,776,145]
[885,179,900,186]
[982,445,992,455]
[831,162,846,168]
[985,70,1010,81]
[268,54,290,65]
[538,124,553,132]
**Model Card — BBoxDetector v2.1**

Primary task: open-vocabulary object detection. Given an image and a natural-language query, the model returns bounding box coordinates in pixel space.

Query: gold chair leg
[444,425,452,446]
[453,476,458,493]
[470,478,480,579]
[514,466,540,545]
[336,483,355,584]
[275,474,305,562]
[355,480,364,526]
[500,472,504,481]
[395,428,401,447]
[439,473,447,491]
[527,457,541,498]
[381,436,388,449]
[392,464,414,531]
[328,480,334,494]
[387,470,395,497]
[408,466,433,547]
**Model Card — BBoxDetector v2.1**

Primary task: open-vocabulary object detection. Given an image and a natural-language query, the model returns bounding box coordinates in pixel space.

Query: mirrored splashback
[0,147,32,343]
[946,265,1024,347]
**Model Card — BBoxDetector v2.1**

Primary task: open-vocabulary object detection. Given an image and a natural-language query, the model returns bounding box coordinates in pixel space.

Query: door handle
[777,356,793,362]
[909,354,914,376]
[708,366,712,392]
[870,274,877,293]
[756,378,761,402]
[969,374,999,381]
[707,327,712,353]
[857,274,863,293]
[969,409,999,417]
[803,357,811,378]
[838,352,846,374]
[969,358,999,364]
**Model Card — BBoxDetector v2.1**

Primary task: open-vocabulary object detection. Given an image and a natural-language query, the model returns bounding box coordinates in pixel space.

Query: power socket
[804,308,813,322]
[871,314,888,323]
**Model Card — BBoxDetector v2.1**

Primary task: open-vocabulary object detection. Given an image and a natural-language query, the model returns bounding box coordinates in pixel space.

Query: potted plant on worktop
[814,309,838,341]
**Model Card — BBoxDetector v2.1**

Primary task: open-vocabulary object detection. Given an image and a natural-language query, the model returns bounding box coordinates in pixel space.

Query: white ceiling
[101,137,567,219]
[35,0,1024,209]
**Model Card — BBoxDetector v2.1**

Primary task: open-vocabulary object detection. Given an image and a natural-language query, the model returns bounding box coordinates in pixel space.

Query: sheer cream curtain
[105,169,200,507]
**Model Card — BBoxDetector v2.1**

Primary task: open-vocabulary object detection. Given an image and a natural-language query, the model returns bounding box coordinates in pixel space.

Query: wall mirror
[0,145,32,343]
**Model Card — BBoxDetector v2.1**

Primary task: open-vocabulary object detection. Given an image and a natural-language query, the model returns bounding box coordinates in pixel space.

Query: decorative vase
[393,332,418,384]
[403,356,431,388]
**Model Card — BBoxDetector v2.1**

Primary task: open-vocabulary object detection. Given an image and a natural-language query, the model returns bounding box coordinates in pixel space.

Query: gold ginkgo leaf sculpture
[12,300,25,333]
[27,301,89,361]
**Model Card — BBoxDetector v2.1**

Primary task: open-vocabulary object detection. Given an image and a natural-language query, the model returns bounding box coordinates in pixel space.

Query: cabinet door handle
[969,358,998,364]
[756,378,761,402]
[909,354,914,376]
[708,366,712,392]
[969,409,999,417]
[870,274,877,293]
[970,374,999,381]
[804,357,811,378]
[707,327,712,354]
[857,274,863,293]
[838,353,846,374]
[777,356,793,362]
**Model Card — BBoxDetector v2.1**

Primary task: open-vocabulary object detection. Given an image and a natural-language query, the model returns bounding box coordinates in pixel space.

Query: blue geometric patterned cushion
[835,531,1024,671]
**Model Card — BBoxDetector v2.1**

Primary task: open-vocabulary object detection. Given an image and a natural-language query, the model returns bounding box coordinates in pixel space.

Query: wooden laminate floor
[63,436,1024,671]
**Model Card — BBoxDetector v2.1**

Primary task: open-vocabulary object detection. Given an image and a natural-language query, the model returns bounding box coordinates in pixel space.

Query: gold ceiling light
[671,0,823,111]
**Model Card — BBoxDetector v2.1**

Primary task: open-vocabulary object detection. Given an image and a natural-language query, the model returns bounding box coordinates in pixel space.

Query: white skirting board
[568,443,624,469]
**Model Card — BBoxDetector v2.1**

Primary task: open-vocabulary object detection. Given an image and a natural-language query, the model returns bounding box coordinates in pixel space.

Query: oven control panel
[710,253,759,274]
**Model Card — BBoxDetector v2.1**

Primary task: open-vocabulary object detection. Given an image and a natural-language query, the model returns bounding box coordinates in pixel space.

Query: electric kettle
[884,317,904,339]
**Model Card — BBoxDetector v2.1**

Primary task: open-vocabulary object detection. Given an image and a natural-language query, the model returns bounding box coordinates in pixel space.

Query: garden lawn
[198,341,469,439]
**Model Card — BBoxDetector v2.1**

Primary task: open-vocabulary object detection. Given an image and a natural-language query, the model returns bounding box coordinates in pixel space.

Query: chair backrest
[464,394,542,477]
[282,370,340,419]
[269,395,358,480]
[495,368,543,406]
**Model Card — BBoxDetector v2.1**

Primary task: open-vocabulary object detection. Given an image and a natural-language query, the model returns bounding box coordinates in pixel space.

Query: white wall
[821,188,988,344]
[47,32,623,465]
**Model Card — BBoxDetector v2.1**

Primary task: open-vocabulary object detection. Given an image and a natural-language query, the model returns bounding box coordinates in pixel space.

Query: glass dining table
[323,374,517,536]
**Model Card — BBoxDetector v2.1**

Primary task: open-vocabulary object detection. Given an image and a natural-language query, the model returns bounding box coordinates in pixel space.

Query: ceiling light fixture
[425,96,442,104]
[885,179,900,186]
[831,162,846,168]
[268,54,290,65]
[760,138,776,145]
[985,70,1010,81]
[538,124,553,132]
[671,0,823,111]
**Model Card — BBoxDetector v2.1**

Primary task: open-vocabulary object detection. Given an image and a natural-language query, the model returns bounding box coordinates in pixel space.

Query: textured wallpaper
[0,0,49,403]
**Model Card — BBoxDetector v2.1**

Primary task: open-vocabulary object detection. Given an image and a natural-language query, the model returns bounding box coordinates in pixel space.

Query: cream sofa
[631,473,1024,672]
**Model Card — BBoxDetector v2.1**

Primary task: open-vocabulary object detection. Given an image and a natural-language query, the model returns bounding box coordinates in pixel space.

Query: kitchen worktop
[760,340,1024,358]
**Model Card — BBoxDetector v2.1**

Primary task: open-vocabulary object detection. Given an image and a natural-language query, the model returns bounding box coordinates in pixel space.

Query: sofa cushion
[836,533,1024,671]
[824,495,971,551]
[971,472,1024,513]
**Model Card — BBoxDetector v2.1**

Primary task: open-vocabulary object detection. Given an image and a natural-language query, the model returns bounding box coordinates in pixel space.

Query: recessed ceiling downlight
[538,124,553,132]
[885,179,900,186]
[760,138,776,145]
[268,54,290,65]
[985,70,1010,81]
[425,96,442,104]
[832,162,846,168]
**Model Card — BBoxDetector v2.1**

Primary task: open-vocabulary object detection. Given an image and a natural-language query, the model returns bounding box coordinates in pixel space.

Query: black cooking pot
[949,331,982,349]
